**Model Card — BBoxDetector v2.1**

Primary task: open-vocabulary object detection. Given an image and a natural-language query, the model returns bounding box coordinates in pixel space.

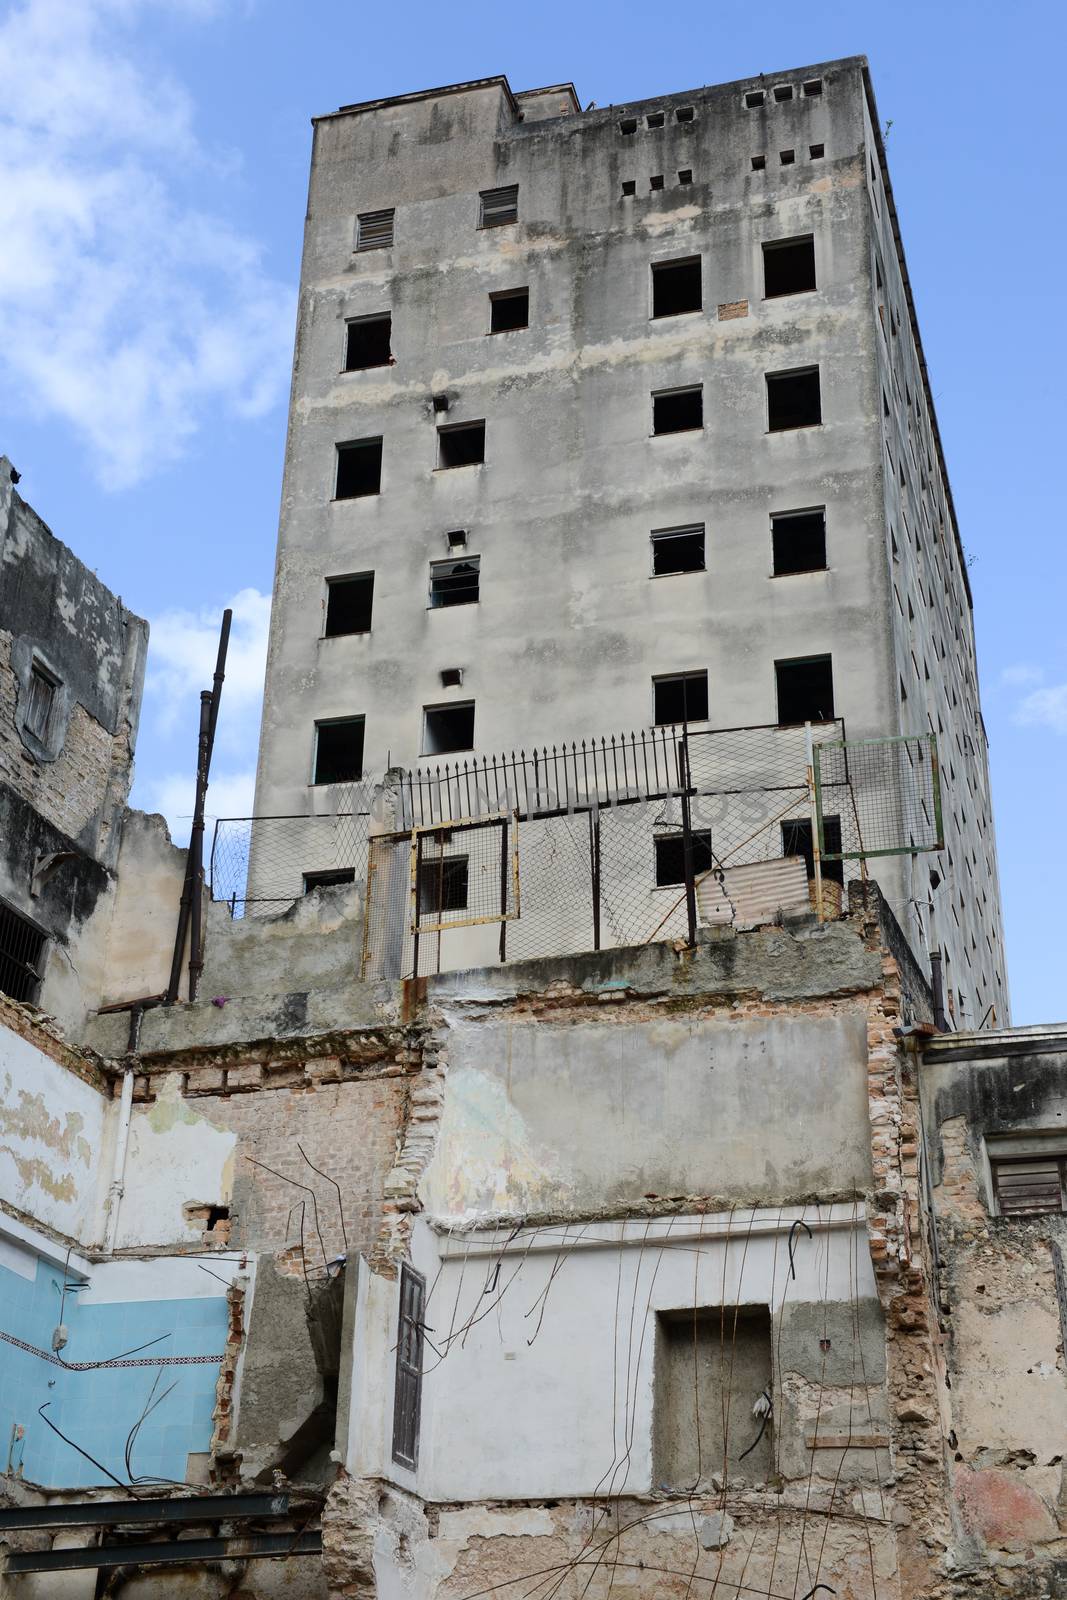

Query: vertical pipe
[589,809,601,952]
[187,689,213,1001]
[679,733,698,946]
[930,950,948,1032]
[498,817,509,963]
[805,722,825,923]
[103,1069,135,1255]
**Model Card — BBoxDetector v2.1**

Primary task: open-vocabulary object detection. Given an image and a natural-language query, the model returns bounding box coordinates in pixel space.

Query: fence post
[679,734,698,947]
[589,808,601,952]
[805,723,825,923]
[498,816,509,964]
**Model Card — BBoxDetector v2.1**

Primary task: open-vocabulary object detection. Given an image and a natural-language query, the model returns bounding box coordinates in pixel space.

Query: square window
[356,209,394,251]
[490,288,529,332]
[652,257,701,317]
[303,869,356,893]
[619,117,638,135]
[652,525,705,575]
[479,185,519,227]
[763,236,816,298]
[771,509,826,575]
[750,154,766,171]
[773,84,793,102]
[344,315,392,371]
[766,368,821,431]
[654,830,713,886]
[775,656,834,725]
[809,143,825,160]
[324,573,374,636]
[422,701,475,755]
[650,174,664,191]
[646,112,665,128]
[781,816,843,884]
[803,79,823,96]
[417,853,469,916]
[621,180,636,197]
[430,555,480,607]
[653,386,703,434]
[0,899,46,1004]
[678,169,693,185]
[745,90,765,109]
[653,671,708,725]
[437,421,485,469]
[780,148,795,165]
[25,665,57,742]
[313,717,365,784]
[335,438,382,498]
[675,106,695,123]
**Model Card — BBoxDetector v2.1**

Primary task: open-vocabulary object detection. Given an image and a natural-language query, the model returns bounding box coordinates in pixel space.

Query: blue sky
[0,0,1063,1023]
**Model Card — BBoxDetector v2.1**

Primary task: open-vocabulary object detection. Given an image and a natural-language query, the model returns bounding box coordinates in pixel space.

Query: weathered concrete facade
[252,58,1006,1025]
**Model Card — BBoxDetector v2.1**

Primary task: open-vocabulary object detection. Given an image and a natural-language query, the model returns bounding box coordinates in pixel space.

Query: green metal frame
[813,732,943,861]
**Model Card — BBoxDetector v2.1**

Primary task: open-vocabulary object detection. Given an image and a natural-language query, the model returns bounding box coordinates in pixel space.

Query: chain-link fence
[210,810,370,916]
[814,733,943,859]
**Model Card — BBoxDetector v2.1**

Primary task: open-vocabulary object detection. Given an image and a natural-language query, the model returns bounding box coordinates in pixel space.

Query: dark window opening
[423,701,475,756]
[993,1156,1067,1217]
[446,528,467,550]
[803,78,823,96]
[336,438,382,499]
[654,831,713,886]
[25,666,57,742]
[751,154,766,171]
[417,854,469,917]
[440,667,463,689]
[652,257,701,318]
[773,84,793,102]
[763,236,816,298]
[650,174,664,191]
[653,386,703,434]
[356,209,394,251]
[745,90,765,108]
[620,117,637,135]
[430,556,480,607]
[490,288,529,332]
[675,106,695,123]
[621,180,636,197]
[647,111,664,128]
[313,718,365,785]
[303,869,356,893]
[392,1264,425,1469]
[771,509,826,575]
[781,817,843,885]
[345,315,392,371]
[654,1307,773,1485]
[654,671,708,725]
[809,143,825,160]
[775,655,835,725]
[766,368,821,431]
[678,169,693,185]
[780,148,795,165]
[325,574,374,636]
[652,525,705,575]
[479,185,518,227]
[0,901,45,1004]
[438,422,485,469]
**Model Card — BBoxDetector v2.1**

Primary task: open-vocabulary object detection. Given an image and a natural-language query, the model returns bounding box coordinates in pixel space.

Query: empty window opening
[430,555,480,607]
[654,1307,773,1486]
[678,169,693,185]
[775,655,835,725]
[356,209,394,251]
[619,117,638,134]
[345,315,392,371]
[25,665,58,742]
[479,185,519,227]
[773,84,793,102]
[781,816,843,885]
[745,90,765,108]
[652,257,702,317]
[304,869,357,894]
[392,1264,425,1469]
[653,386,703,434]
[751,154,766,171]
[809,143,825,160]
[313,718,365,785]
[490,288,528,332]
[779,148,795,165]
[654,830,714,886]
[763,236,816,298]
[439,667,463,689]
[437,421,485,469]
[621,179,636,197]
[325,573,374,636]
[771,509,826,575]
[0,901,45,1005]
[423,701,475,756]
[766,367,821,431]
[417,854,469,917]
[654,670,708,725]
[336,438,382,499]
[675,106,695,123]
[652,524,705,575]
[803,78,823,96]
[646,111,665,128]
[992,1153,1067,1217]
[650,174,664,190]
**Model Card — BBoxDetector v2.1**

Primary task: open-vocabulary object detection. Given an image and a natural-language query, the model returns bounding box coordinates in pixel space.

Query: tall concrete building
[253,56,1007,1023]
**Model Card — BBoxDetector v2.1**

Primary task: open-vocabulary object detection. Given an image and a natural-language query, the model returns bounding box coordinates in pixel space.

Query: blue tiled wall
[0,1255,227,1488]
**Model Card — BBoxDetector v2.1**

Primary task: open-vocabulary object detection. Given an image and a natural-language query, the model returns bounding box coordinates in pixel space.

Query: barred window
[392,1263,425,1469]
[356,209,395,251]
[479,185,519,227]
[0,901,46,1004]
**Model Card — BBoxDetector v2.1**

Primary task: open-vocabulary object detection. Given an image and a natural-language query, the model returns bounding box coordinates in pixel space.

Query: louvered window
[356,208,395,251]
[392,1263,425,1469]
[0,901,46,1004]
[992,1156,1067,1217]
[479,185,519,227]
[25,666,57,741]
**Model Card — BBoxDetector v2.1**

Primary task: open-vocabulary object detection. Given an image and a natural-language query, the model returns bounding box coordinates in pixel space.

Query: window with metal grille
[0,901,46,1004]
[430,556,480,608]
[392,1264,425,1469]
[25,666,57,742]
[992,1156,1067,1216]
[479,185,519,227]
[356,209,394,251]
[417,854,469,917]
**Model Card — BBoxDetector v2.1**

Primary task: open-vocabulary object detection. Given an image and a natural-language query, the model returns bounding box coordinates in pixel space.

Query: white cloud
[1015,685,1067,737]
[1001,663,1044,688]
[0,0,293,488]
[144,766,258,845]
[144,585,271,739]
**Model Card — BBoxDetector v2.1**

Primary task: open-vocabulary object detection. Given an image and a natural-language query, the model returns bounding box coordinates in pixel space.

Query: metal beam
[5,1528,321,1573]
[0,1492,290,1532]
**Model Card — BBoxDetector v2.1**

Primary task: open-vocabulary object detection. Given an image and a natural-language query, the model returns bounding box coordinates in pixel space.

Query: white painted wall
[117,1075,237,1250]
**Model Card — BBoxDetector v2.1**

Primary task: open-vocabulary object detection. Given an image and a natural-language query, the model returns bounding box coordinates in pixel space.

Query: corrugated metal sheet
[697,856,812,929]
